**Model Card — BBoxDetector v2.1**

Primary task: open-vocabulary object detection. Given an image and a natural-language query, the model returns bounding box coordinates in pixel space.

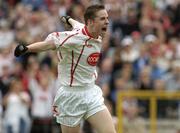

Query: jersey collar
[82,26,98,39]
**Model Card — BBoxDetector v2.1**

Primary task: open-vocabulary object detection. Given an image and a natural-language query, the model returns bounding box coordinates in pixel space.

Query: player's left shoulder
[56,30,79,38]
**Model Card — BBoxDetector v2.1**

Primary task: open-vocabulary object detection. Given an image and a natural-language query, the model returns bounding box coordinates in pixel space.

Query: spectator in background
[0,45,14,77]
[3,77,31,133]
[133,45,149,80]
[120,36,139,63]
[143,34,160,57]
[101,82,111,99]
[164,60,180,118]
[96,57,113,87]
[164,60,180,92]
[110,0,140,37]
[111,62,135,103]
[165,0,180,37]
[123,103,147,133]
[0,19,15,49]
[112,43,123,73]
[131,31,143,50]
[168,37,180,59]
[149,56,166,80]
[136,66,153,118]
[68,3,85,23]
[21,0,49,11]
[0,1,10,18]
[0,63,13,97]
[28,63,56,133]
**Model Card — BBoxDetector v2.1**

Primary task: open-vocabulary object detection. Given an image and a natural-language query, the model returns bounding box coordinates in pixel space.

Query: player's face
[93,9,109,37]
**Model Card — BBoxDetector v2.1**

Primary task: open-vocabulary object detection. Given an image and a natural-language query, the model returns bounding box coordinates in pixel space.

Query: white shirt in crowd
[29,78,55,118]
[4,92,30,133]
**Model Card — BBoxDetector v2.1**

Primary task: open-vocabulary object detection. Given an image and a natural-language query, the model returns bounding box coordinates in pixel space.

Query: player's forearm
[68,18,81,28]
[27,41,55,53]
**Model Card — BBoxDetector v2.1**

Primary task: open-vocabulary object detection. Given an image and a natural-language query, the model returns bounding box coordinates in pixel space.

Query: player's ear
[87,19,91,25]
[88,19,94,25]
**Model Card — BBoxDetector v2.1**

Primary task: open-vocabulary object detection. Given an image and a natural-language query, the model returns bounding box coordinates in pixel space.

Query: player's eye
[100,17,105,20]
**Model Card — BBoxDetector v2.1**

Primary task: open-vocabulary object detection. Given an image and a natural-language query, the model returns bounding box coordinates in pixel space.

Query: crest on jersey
[87,52,100,66]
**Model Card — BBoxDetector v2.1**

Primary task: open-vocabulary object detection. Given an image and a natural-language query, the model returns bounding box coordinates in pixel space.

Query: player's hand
[14,44,28,57]
[60,16,72,28]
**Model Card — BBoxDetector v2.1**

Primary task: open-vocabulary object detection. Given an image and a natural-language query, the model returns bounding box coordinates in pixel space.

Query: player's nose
[105,18,109,25]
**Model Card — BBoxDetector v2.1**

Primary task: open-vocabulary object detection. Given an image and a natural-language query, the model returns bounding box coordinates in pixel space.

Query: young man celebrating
[14,4,116,133]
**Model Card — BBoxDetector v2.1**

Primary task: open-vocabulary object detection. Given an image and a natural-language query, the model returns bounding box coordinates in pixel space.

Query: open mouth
[102,27,107,31]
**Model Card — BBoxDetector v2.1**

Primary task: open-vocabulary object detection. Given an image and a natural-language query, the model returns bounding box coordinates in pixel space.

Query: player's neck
[86,26,98,39]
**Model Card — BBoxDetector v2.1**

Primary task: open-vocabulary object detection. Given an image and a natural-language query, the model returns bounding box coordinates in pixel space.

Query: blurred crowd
[0,0,180,133]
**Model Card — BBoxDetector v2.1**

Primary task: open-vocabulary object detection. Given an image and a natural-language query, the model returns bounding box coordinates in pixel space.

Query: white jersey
[45,24,102,87]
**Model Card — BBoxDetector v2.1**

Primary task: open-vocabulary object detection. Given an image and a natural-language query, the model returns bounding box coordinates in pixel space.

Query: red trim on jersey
[52,106,60,116]
[60,33,79,46]
[82,26,98,39]
[70,50,74,87]
[56,32,59,36]
[82,28,86,36]
[84,37,91,47]
[70,45,86,87]
[84,26,93,38]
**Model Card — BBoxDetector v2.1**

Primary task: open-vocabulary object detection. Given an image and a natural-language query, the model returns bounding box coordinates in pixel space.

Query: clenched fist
[14,44,28,57]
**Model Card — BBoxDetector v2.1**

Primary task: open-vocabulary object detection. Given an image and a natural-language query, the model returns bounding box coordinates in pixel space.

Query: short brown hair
[84,4,105,25]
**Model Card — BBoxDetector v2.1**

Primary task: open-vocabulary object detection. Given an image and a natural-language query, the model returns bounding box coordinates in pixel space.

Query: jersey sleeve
[45,31,77,49]
[72,22,84,31]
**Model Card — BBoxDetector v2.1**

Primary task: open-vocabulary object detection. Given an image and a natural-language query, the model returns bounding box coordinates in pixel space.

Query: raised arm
[14,17,83,57]
[60,16,84,29]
